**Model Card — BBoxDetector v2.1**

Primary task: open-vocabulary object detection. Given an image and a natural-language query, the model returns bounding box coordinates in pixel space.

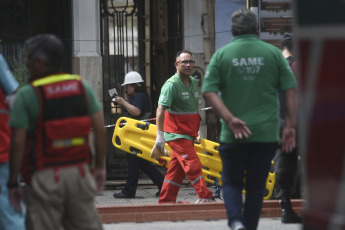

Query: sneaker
[113,192,135,198]
[230,221,246,230]
[195,197,215,204]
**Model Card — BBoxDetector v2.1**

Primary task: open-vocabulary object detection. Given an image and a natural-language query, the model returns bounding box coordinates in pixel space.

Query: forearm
[156,105,166,132]
[115,96,141,117]
[9,128,26,183]
[285,88,297,128]
[91,111,106,169]
[123,101,141,117]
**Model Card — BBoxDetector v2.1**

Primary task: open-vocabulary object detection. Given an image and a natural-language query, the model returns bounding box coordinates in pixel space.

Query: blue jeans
[122,154,164,196]
[218,142,277,230]
[0,162,25,230]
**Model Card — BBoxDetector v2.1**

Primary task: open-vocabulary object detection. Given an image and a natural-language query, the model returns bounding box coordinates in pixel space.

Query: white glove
[196,130,203,142]
[155,131,165,152]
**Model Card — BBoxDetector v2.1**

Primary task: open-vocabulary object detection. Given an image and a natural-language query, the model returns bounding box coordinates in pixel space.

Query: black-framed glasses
[177,60,195,65]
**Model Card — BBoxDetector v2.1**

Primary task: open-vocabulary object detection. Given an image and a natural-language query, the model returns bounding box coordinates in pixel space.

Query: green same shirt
[9,78,102,133]
[202,34,296,144]
[158,74,199,141]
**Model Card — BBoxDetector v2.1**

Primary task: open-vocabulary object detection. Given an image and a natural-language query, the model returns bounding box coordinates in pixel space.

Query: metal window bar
[100,0,139,126]
[0,0,30,83]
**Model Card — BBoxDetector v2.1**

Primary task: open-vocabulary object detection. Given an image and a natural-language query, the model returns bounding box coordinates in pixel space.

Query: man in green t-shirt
[154,50,214,204]
[202,9,297,230]
[7,34,106,230]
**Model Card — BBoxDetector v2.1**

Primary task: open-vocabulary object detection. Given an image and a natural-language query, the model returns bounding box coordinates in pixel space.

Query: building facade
[0,0,220,180]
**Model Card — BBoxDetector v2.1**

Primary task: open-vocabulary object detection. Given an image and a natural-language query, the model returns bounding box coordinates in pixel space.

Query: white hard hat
[121,71,144,86]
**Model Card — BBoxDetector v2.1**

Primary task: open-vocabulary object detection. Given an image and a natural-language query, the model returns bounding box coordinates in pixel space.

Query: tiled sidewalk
[95,185,222,207]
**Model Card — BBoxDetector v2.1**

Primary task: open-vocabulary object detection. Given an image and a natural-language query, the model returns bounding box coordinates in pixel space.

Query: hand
[92,168,106,193]
[282,126,296,152]
[155,131,165,152]
[9,186,23,213]
[227,117,251,139]
[114,96,125,105]
[196,130,203,142]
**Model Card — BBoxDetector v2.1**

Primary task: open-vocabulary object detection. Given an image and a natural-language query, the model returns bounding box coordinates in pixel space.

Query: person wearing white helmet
[113,71,164,198]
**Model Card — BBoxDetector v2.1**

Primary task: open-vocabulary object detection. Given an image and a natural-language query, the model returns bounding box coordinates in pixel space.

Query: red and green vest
[163,75,201,137]
[23,74,92,182]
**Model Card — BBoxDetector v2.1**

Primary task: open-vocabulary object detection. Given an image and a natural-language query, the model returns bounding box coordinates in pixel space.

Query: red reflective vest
[164,111,201,137]
[0,89,10,163]
[22,74,92,183]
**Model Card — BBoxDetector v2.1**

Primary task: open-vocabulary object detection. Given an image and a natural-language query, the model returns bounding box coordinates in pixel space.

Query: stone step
[98,199,304,224]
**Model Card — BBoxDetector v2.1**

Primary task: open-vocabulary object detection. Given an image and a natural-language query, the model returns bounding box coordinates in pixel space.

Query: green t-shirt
[202,34,296,144]
[158,74,199,141]
[9,79,102,133]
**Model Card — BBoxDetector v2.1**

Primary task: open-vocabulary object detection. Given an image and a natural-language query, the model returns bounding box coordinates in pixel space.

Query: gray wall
[215,0,246,50]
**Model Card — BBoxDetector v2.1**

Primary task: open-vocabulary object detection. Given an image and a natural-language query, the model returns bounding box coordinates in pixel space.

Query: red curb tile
[98,199,304,224]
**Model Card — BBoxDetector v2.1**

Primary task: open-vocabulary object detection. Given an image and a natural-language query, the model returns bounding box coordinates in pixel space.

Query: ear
[174,62,178,68]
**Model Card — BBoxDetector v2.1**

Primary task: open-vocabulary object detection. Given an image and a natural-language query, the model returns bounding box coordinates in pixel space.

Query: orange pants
[158,138,213,203]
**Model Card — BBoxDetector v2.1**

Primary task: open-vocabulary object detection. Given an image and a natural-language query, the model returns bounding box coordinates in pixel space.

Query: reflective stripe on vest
[32,74,81,87]
[52,137,86,148]
[166,111,199,115]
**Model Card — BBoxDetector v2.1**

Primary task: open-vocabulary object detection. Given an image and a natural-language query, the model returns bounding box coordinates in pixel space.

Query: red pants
[158,138,213,203]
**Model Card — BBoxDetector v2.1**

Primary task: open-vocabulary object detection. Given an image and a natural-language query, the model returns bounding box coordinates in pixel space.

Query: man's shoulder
[190,76,197,83]
[14,85,39,108]
[259,40,281,53]
[163,76,178,89]
[17,84,34,95]
[165,74,178,83]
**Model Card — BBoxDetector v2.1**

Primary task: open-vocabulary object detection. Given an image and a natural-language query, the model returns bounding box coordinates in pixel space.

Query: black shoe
[155,190,161,197]
[113,192,135,199]
[281,209,303,224]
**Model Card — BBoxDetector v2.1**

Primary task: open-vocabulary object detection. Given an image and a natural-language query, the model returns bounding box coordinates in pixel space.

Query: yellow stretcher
[112,117,275,200]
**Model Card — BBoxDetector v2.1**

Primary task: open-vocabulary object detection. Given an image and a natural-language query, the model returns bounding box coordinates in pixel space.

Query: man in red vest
[7,34,106,230]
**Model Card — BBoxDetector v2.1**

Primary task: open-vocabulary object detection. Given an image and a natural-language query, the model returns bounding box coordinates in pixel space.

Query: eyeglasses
[177,60,195,66]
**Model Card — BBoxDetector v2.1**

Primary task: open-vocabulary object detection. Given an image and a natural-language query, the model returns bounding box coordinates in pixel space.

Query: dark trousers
[274,146,299,199]
[122,153,164,197]
[219,142,277,230]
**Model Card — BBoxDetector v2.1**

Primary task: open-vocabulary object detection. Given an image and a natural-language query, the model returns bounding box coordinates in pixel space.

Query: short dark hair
[231,9,257,36]
[176,50,193,59]
[281,33,293,52]
[24,34,64,72]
